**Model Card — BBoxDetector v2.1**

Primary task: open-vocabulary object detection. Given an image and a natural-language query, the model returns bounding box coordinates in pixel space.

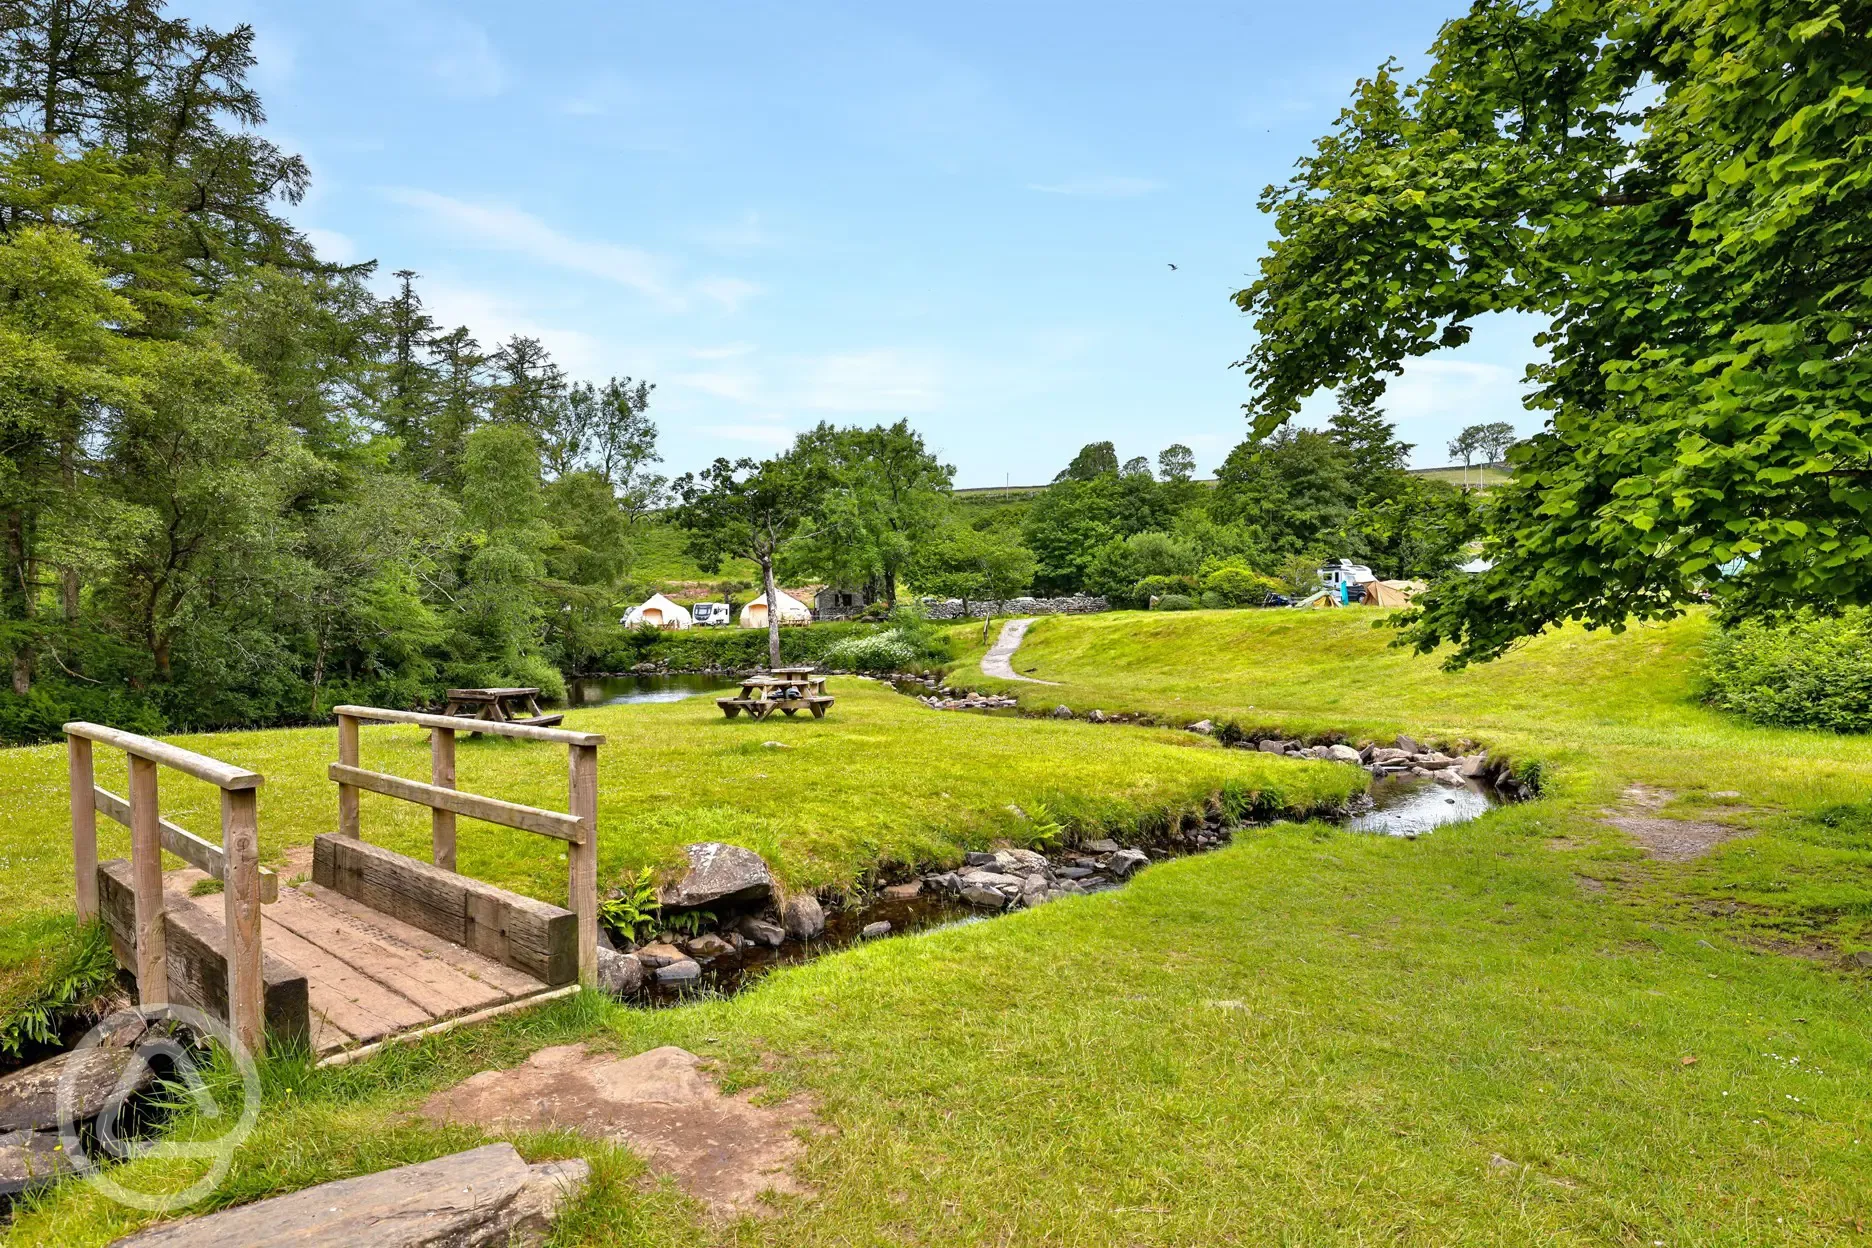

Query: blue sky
[190,0,1543,485]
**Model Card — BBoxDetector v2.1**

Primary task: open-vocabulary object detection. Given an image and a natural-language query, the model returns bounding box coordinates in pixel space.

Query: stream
[639,772,1502,1004]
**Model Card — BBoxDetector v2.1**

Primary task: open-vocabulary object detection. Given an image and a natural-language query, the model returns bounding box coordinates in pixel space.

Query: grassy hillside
[15,611,1872,1245]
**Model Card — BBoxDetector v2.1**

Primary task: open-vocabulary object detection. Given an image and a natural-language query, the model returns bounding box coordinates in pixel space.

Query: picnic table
[718,671,835,720]
[441,687,564,730]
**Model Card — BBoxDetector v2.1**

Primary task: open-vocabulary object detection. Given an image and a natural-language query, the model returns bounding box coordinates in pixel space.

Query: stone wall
[919,595,1110,620]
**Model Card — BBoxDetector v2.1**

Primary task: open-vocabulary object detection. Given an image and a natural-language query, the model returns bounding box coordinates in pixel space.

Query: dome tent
[622,592,693,629]
[739,589,812,628]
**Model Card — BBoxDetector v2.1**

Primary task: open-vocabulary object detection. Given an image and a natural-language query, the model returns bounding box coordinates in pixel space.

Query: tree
[1158,443,1197,484]
[1447,427,1483,488]
[1235,0,1872,666]
[1056,441,1118,483]
[562,377,662,513]
[674,448,832,668]
[1121,456,1153,479]
[1328,394,1411,483]
[786,421,952,605]
[1473,420,1518,467]
[905,523,1037,643]
[1020,475,1118,594]
[1209,428,1353,557]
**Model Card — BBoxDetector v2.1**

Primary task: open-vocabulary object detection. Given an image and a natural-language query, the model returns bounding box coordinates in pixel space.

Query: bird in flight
[1167,263,1177,270]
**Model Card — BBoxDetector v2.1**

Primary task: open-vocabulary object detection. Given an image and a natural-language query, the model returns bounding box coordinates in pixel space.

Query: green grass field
[11,610,1872,1245]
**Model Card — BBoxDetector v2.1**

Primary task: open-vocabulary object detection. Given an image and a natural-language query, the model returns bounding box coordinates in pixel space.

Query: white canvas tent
[740,589,813,628]
[622,592,692,629]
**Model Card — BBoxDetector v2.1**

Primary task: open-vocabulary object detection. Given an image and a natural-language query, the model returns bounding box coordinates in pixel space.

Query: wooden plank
[327,764,584,842]
[567,743,599,986]
[430,726,456,871]
[333,704,603,748]
[128,756,166,1009]
[311,835,577,986]
[69,735,96,923]
[315,986,578,1069]
[446,687,539,698]
[178,894,433,1046]
[261,888,506,1018]
[512,713,564,728]
[94,787,278,903]
[221,787,264,1057]
[294,882,542,997]
[96,860,309,1048]
[336,712,360,838]
[62,722,262,790]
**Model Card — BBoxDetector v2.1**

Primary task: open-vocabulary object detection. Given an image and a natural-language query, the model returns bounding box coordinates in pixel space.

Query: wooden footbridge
[65,707,603,1063]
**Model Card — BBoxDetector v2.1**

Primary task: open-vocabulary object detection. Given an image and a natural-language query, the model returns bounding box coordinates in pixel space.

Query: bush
[1702,610,1872,732]
[1201,561,1284,607]
[1200,591,1227,610]
[1155,594,1196,611]
[1134,575,1199,604]
[0,682,167,746]
[820,629,922,672]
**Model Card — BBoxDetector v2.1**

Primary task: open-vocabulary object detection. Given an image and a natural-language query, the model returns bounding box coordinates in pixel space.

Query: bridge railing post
[431,726,457,871]
[568,742,599,986]
[336,711,360,838]
[69,734,97,923]
[221,787,263,1054]
[128,754,167,1010]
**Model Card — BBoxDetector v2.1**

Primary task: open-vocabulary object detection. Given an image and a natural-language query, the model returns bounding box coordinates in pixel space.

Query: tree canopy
[1236,0,1872,666]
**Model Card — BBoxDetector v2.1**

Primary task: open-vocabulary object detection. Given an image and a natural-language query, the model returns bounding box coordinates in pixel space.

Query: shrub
[1702,610,1872,733]
[821,629,922,672]
[1200,591,1227,610]
[1155,594,1196,611]
[1134,575,1199,604]
[1201,562,1284,607]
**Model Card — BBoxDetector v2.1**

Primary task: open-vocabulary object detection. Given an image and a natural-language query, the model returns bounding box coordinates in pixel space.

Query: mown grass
[13,609,1872,1244]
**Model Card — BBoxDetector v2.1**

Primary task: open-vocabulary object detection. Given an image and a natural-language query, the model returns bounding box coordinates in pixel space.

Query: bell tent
[622,592,693,629]
[740,589,813,628]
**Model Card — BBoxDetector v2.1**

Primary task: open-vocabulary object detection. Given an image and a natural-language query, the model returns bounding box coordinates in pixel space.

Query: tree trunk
[761,554,781,670]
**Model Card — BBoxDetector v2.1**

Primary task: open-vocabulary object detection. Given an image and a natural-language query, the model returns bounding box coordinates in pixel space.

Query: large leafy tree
[1236,0,1872,665]
[674,447,833,668]
[780,420,953,606]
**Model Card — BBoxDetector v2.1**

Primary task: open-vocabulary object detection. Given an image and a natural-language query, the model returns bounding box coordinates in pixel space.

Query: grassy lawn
[11,610,1872,1244]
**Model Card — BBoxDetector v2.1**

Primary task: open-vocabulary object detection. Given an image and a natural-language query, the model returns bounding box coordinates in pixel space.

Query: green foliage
[599,867,662,944]
[0,920,114,1059]
[665,909,716,938]
[1201,562,1284,607]
[1058,441,1119,482]
[820,629,923,673]
[1133,575,1200,604]
[903,522,1037,606]
[1701,610,1872,733]
[783,421,954,604]
[1237,0,1872,666]
[1154,594,1196,612]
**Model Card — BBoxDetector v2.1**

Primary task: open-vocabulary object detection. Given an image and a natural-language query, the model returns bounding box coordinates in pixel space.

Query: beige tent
[1294,589,1340,609]
[1361,580,1418,608]
[739,589,813,628]
[622,592,692,629]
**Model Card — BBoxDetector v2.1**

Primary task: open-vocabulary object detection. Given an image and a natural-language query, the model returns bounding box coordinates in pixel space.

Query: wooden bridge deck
[171,867,560,1058]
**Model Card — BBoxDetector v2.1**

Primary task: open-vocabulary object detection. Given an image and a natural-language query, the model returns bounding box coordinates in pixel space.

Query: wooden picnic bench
[718,672,834,720]
[441,687,564,729]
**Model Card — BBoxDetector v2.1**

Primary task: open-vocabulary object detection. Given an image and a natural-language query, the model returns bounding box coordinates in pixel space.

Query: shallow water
[564,673,737,707]
[640,774,1501,1003]
[1345,773,1497,837]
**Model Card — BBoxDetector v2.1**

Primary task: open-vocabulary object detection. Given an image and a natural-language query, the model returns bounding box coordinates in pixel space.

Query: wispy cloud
[303,227,361,266]
[386,189,673,302]
[1026,176,1165,198]
[427,19,505,98]
[697,277,763,312]
[800,349,941,413]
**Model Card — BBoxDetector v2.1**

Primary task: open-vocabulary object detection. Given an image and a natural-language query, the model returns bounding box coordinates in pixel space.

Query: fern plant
[598,867,662,945]
[0,921,117,1059]
[1027,801,1066,850]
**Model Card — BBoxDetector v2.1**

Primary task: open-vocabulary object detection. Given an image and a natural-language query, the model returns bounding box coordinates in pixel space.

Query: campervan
[691,602,732,627]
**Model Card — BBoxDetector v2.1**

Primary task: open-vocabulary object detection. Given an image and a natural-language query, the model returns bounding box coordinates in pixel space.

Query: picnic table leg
[811,701,827,719]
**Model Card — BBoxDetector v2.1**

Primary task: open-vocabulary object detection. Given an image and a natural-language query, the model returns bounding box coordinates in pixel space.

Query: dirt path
[981,618,1058,685]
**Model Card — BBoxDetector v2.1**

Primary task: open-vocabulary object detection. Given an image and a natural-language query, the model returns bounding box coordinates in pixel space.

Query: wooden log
[333,704,603,748]
[431,727,456,872]
[567,743,599,985]
[312,835,577,985]
[327,764,583,842]
[93,787,278,903]
[96,860,309,1048]
[336,712,360,838]
[128,756,166,1009]
[220,787,264,1056]
[62,722,262,790]
[68,735,96,923]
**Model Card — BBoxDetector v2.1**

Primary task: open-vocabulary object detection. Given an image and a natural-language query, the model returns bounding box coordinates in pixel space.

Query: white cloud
[386,189,673,302]
[303,227,361,266]
[689,343,757,361]
[688,213,774,250]
[427,20,506,98]
[671,371,761,403]
[697,277,763,312]
[1027,176,1165,198]
[415,281,606,377]
[696,422,795,448]
[799,350,941,413]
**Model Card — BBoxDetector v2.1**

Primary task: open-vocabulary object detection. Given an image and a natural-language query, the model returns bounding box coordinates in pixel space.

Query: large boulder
[1326,744,1363,764]
[1105,849,1150,880]
[659,843,774,910]
[736,916,785,947]
[780,893,825,941]
[113,1142,588,1247]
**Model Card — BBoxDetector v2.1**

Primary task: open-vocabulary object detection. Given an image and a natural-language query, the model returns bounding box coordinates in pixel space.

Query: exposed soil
[1604,784,1751,862]
[419,1043,814,1217]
